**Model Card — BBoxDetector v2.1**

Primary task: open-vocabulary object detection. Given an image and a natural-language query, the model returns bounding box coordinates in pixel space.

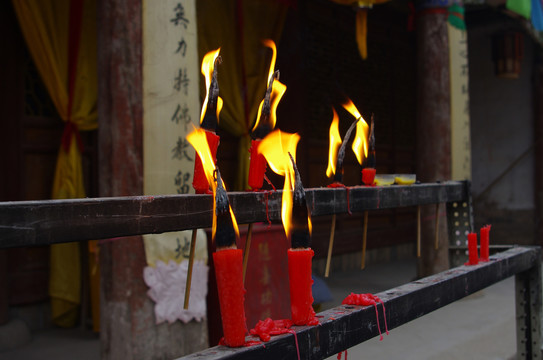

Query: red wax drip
[288,249,318,326]
[480,225,491,262]
[342,293,389,341]
[362,168,376,186]
[249,318,293,342]
[192,130,220,194]
[327,183,352,215]
[248,140,268,190]
[287,329,301,360]
[337,350,348,360]
[213,249,247,347]
[465,232,479,265]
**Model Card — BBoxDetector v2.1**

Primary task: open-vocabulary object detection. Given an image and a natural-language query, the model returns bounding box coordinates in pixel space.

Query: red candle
[213,248,247,347]
[480,225,491,262]
[288,248,318,326]
[192,130,220,194]
[362,168,376,186]
[466,232,478,265]
[248,140,267,190]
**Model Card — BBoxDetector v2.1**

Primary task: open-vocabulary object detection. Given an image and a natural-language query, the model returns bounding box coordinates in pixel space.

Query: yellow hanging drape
[197,0,288,190]
[12,0,98,328]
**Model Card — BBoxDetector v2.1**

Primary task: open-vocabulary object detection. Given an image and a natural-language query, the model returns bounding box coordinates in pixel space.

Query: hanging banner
[142,0,208,322]
[448,22,472,180]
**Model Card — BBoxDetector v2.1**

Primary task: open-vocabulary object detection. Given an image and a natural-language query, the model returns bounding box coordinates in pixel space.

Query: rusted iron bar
[0,181,467,248]
[175,246,541,360]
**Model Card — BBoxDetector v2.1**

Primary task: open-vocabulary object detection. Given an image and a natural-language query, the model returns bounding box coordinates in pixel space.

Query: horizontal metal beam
[0,181,467,248]
[176,246,541,360]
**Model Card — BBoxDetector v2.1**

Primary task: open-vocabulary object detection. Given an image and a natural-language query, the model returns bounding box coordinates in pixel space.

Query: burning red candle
[288,248,317,325]
[480,225,491,262]
[466,232,478,265]
[362,168,376,186]
[213,248,247,347]
[248,140,267,190]
[192,130,220,193]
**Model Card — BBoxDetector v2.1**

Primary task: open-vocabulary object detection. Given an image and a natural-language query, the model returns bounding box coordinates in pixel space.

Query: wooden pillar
[416,5,451,277]
[98,1,207,358]
[534,59,543,250]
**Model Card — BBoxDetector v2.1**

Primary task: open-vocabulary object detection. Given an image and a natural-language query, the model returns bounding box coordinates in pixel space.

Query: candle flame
[200,48,224,125]
[342,98,369,165]
[253,40,286,133]
[326,108,341,178]
[187,128,239,241]
[258,130,310,239]
[263,39,277,84]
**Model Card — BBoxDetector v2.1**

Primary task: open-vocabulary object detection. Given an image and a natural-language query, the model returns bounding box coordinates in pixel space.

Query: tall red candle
[213,248,247,347]
[192,131,220,193]
[466,232,478,265]
[288,248,317,325]
[480,225,491,262]
[362,168,376,186]
[248,140,267,190]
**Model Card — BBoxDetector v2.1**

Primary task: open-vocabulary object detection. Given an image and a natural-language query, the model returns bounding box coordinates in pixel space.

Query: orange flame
[200,48,224,125]
[253,40,287,132]
[187,128,239,240]
[326,108,341,178]
[342,98,369,165]
[263,39,277,83]
[258,130,311,238]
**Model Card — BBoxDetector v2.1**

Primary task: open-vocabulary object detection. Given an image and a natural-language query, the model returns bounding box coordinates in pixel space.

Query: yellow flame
[186,128,239,240]
[263,39,277,84]
[342,98,369,165]
[253,40,286,132]
[326,109,341,178]
[200,48,223,125]
[258,130,300,238]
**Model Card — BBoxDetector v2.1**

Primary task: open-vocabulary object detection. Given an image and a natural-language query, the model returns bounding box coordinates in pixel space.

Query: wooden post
[534,61,543,249]
[416,2,451,277]
[98,0,207,358]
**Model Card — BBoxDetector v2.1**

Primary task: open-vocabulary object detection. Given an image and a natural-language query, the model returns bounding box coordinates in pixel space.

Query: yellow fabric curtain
[197,0,288,190]
[12,0,98,328]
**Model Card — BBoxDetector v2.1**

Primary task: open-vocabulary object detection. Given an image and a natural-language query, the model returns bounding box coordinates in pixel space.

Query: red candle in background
[213,248,247,347]
[248,140,267,190]
[480,225,491,262]
[288,248,318,326]
[466,232,478,265]
[362,168,376,186]
[192,131,220,194]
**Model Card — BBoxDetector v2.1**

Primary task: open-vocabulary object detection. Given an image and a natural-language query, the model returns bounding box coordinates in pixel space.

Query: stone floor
[0,257,527,360]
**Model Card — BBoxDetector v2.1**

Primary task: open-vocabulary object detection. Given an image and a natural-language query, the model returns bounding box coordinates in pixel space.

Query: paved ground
[322,259,517,360]
[0,258,522,360]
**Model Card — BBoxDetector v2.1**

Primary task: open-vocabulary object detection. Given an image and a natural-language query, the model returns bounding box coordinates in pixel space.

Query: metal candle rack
[0,180,540,359]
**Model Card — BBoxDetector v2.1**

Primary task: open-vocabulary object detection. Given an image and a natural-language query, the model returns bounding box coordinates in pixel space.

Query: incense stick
[361,211,368,269]
[242,223,254,283]
[183,228,198,309]
[434,203,439,250]
[324,214,337,277]
[417,206,421,258]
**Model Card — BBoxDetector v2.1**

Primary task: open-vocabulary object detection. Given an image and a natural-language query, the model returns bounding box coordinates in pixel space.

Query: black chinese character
[171,3,189,28]
[175,237,191,259]
[176,38,187,57]
[174,68,189,95]
[172,136,193,161]
[174,170,191,194]
[171,103,191,130]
